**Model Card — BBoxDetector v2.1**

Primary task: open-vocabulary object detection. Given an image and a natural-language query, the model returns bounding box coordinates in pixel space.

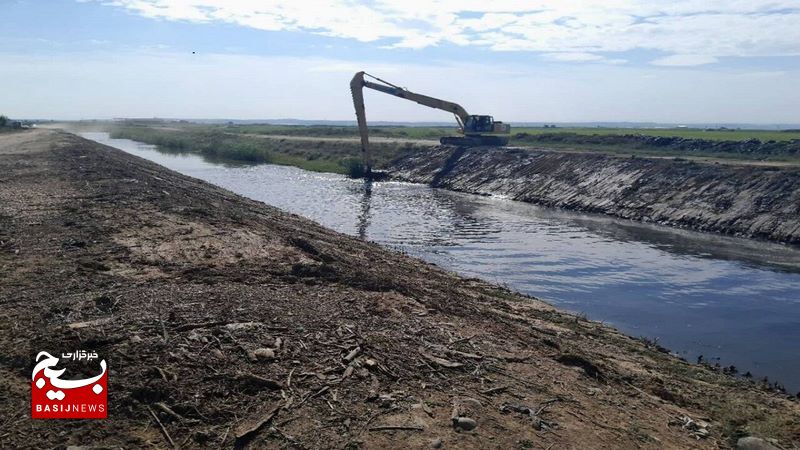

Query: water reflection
[357,180,372,240]
[83,132,800,392]
[567,214,800,274]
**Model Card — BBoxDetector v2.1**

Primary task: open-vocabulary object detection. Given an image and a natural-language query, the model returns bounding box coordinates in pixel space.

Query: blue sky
[1,0,799,123]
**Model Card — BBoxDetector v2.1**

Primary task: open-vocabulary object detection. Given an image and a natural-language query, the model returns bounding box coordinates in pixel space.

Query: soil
[1,129,798,449]
[389,146,800,244]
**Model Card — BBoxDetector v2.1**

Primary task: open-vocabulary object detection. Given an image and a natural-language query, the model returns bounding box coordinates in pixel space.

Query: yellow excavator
[350,71,510,176]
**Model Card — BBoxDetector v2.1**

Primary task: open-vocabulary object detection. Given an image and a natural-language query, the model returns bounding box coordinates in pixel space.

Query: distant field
[92,122,800,174]
[512,127,800,142]
[224,124,446,140]
[217,123,800,163]
[223,123,800,142]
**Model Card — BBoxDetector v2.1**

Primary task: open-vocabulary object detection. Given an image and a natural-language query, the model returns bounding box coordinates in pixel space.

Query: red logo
[31,351,108,419]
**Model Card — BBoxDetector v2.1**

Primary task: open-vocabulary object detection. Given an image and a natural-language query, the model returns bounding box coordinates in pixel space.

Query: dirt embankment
[389,146,800,244]
[1,130,798,449]
[512,132,800,158]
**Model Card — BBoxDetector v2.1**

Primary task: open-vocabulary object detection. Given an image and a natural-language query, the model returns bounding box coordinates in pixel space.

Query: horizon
[2,1,799,123]
[39,118,800,130]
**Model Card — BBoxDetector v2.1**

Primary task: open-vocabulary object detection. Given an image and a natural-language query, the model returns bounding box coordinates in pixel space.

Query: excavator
[350,71,510,176]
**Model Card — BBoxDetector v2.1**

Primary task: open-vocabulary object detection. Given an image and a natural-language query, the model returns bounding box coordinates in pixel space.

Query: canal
[83,132,800,393]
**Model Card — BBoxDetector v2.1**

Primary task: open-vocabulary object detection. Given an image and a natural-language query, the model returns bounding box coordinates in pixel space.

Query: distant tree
[0,115,7,127]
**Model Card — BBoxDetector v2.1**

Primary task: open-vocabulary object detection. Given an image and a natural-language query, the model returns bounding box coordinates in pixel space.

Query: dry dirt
[1,129,798,449]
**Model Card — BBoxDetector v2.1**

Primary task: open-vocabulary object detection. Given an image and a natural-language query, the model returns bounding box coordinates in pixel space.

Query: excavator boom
[350,71,510,177]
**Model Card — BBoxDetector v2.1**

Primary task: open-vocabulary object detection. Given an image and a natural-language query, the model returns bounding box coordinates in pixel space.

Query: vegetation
[111,126,272,163]
[224,123,447,141]
[0,115,22,134]
[109,125,423,175]
[509,131,800,161]
[221,123,800,142]
[512,126,800,142]
[101,121,800,174]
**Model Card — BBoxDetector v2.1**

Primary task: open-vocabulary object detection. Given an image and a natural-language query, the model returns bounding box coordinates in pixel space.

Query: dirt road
[1,129,797,449]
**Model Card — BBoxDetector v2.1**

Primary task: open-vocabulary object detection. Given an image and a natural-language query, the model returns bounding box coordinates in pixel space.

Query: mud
[1,130,799,449]
[389,146,800,244]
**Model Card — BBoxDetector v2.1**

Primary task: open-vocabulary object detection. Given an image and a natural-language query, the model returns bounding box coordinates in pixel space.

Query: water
[83,132,800,392]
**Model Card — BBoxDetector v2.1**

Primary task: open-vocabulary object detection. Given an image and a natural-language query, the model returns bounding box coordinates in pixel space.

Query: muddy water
[83,132,800,392]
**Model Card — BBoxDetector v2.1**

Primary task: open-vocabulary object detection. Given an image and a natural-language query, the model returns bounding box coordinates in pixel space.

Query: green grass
[0,126,28,134]
[510,127,800,142]
[222,124,800,162]
[220,123,800,142]
[220,123,448,140]
[108,125,422,175]
[104,122,800,173]
[110,126,273,163]
[207,124,800,161]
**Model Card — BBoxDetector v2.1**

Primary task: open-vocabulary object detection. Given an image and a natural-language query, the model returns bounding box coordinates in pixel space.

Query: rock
[252,348,275,360]
[129,335,142,343]
[430,437,443,448]
[224,322,262,331]
[211,349,224,359]
[736,436,780,450]
[187,330,202,341]
[453,417,477,431]
[68,317,114,329]
[274,337,282,349]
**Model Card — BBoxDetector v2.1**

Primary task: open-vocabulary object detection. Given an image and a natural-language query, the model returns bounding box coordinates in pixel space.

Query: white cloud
[543,52,606,62]
[92,0,800,65]
[651,54,719,66]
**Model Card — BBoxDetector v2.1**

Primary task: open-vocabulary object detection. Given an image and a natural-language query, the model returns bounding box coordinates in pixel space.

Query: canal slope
[389,146,800,244]
[1,129,798,449]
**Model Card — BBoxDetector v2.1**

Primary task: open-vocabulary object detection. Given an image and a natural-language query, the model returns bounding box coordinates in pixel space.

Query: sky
[1,0,799,124]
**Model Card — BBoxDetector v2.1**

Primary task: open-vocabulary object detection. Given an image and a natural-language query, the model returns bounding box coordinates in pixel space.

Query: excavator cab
[464,115,496,133]
[459,115,511,145]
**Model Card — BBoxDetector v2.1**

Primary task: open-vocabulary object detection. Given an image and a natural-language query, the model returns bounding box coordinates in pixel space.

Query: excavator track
[440,135,509,147]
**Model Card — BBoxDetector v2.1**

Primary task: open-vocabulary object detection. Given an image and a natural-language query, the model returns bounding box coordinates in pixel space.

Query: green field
[108,125,423,176]
[97,122,800,176]
[513,127,800,142]
[222,123,800,142]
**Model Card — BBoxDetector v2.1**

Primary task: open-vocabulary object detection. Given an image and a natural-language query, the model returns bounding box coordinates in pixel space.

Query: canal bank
[389,145,800,244]
[82,131,800,395]
[1,129,798,448]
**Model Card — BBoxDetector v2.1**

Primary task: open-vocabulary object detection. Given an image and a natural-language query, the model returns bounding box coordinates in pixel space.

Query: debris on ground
[1,130,799,448]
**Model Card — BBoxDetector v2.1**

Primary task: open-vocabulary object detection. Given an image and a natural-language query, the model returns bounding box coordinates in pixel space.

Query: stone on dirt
[736,436,781,450]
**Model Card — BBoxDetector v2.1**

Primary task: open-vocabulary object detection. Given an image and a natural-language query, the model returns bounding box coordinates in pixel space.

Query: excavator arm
[350,71,470,175]
[350,71,509,177]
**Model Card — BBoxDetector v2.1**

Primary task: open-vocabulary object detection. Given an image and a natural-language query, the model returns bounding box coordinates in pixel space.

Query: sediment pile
[389,146,800,244]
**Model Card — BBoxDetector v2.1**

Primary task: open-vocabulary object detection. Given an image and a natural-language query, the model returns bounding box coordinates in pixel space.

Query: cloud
[89,1,800,64]
[544,52,605,62]
[651,54,719,66]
